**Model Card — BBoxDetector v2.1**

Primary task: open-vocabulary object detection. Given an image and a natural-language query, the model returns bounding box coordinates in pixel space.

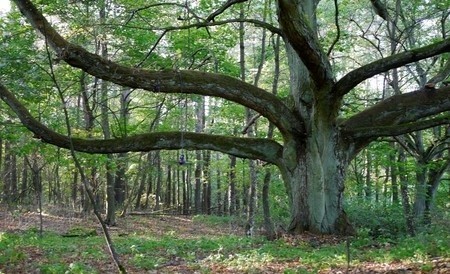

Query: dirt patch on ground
[0,209,235,237]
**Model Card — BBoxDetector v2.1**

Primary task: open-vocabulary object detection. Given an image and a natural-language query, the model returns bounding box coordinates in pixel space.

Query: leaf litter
[0,209,448,273]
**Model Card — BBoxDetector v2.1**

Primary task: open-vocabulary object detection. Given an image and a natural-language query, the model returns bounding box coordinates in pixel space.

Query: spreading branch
[109,18,282,35]
[333,37,450,98]
[0,83,284,165]
[346,115,450,139]
[342,86,450,139]
[206,0,248,22]
[11,0,302,138]
[370,0,389,21]
[277,0,334,89]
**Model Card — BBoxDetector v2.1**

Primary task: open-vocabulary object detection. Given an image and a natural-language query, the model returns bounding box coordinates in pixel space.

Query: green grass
[0,215,448,273]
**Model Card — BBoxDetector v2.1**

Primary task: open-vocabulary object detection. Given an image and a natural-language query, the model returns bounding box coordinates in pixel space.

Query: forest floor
[0,208,449,273]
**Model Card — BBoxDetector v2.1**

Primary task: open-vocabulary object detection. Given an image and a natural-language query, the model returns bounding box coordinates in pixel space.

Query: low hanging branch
[0,83,283,165]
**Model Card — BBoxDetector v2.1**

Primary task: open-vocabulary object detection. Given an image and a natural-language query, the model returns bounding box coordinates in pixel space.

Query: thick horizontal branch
[277,0,334,89]
[0,83,283,165]
[12,0,301,138]
[346,115,450,139]
[342,86,450,138]
[333,37,450,98]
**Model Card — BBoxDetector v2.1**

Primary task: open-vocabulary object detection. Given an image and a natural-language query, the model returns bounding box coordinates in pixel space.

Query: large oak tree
[1,0,449,234]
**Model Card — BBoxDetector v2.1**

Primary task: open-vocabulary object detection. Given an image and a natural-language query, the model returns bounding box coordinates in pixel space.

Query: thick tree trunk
[281,36,354,234]
[280,128,354,235]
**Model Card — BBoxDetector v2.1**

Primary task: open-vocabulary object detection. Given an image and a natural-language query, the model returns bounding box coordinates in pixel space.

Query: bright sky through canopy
[0,0,10,13]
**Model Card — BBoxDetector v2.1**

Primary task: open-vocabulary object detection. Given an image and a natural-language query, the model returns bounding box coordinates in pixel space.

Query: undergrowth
[0,213,448,273]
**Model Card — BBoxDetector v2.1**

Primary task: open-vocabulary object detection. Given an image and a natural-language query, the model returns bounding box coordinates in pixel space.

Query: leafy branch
[333,37,450,98]
[12,0,301,138]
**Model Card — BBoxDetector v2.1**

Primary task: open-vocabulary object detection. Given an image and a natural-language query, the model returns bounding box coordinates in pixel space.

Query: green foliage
[346,199,407,239]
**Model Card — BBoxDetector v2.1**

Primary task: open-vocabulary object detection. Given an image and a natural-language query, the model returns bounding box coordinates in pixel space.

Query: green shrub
[346,199,406,239]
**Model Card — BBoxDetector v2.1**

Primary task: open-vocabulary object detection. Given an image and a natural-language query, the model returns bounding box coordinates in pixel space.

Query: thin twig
[43,28,127,274]
[327,0,340,56]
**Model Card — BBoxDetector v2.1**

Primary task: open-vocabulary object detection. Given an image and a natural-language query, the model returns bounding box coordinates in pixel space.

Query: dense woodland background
[0,0,449,240]
[0,0,449,272]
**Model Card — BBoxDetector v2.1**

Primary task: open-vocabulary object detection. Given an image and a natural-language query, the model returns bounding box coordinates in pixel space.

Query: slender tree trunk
[2,141,11,204]
[166,164,172,208]
[262,168,276,239]
[229,156,237,216]
[105,155,116,225]
[203,150,211,214]
[194,151,202,213]
[115,153,127,206]
[10,152,17,204]
[72,170,78,210]
[135,153,148,210]
[115,88,131,206]
[261,33,280,240]
[194,96,205,214]
[20,158,28,204]
[423,160,449,224]
[413,160,427,220]
[182,167,188,214]
[365,150,372,200]
[3,142,18,205]
[216,153,222,215]
[375,159,380,203]
[144,153,155,209]
[390,151,399,204]
[172,163,177,208]
[223,183,229,216]
[398,149,415,236]
[155,151,162,211]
